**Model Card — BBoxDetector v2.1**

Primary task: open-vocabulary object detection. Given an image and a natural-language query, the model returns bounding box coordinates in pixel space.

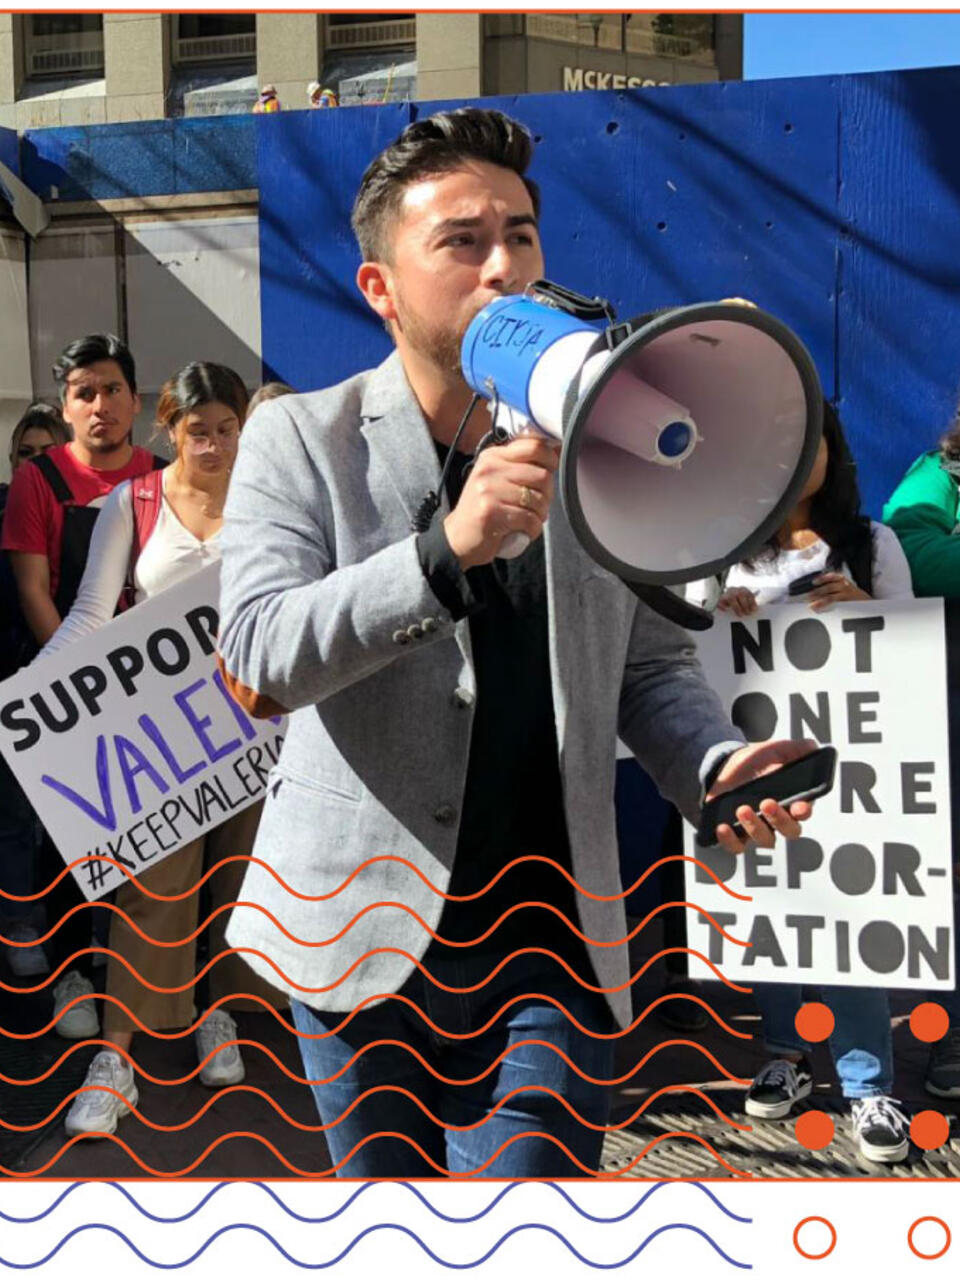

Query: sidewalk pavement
[3,920,957,1180]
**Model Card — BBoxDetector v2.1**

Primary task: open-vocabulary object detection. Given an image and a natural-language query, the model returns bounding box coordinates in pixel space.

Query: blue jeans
[754,983,893,1098]
[0,752,37,925]
[291,943,616,1177]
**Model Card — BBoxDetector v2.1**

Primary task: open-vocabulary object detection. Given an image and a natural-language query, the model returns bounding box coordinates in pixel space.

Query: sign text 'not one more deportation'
[684,599,954,989]
[0,562,286,900]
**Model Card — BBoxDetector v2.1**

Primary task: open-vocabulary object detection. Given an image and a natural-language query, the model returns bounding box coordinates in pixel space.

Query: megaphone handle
[622,581,715,632]
[497,532,531,559]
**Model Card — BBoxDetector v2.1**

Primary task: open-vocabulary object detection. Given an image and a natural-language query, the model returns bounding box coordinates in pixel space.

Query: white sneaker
[196,1009,245,1087]
[5,924,50,978]
[64,1050,138,1139]
[52,970,99,1040]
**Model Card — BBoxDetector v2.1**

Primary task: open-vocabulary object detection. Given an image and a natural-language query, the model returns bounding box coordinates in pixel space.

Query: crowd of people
[1,104,958,1175]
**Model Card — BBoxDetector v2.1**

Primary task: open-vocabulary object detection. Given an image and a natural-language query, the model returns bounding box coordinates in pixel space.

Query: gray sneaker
[52,969,99,1040]
[196,1009,245,1087]
[925,1027,960,1098]
[5,924,50,979]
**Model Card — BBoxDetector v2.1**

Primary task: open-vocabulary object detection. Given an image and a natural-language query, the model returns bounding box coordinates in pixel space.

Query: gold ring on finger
[520,485,535,510]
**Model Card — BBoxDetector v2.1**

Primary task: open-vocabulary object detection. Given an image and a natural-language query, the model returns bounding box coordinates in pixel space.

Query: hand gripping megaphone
[457,280,823,631]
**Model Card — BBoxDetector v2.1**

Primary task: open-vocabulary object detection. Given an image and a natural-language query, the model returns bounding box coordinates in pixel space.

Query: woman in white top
[690,409,913,616]
[692,401,915,1165]
[41,362,283,1139]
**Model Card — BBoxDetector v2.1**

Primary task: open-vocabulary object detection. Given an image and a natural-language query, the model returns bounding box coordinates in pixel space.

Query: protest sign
[684,598,954,989]
[0,562,286,901]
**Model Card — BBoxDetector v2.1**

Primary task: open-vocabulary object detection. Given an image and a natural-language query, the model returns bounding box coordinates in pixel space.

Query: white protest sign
[684,598,954,989]
[0,562,286,901]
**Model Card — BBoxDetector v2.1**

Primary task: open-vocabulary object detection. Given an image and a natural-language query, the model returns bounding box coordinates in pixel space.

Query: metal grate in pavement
[601,1096,960,1179]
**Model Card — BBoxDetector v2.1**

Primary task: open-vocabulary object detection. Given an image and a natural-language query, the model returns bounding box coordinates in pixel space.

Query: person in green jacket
[884,416,960,1098]
[884,441,960,597]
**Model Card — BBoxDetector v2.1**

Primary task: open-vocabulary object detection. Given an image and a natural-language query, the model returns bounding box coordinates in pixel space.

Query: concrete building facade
[0,13,742,128]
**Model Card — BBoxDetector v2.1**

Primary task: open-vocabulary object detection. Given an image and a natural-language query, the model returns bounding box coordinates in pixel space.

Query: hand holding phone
[787,570,825,598]
[696,744,837,847]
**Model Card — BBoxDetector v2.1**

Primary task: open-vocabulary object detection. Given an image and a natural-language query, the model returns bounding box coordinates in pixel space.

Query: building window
[524,15,623,49]
[629,16,716,61]
[524,13,717,62]
[173,14,256,65]
[24,14,104,79]
[326,14,416,50]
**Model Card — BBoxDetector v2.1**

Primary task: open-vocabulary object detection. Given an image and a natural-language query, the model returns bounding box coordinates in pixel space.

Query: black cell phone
[787,570,825,597]
[695,745,838,847]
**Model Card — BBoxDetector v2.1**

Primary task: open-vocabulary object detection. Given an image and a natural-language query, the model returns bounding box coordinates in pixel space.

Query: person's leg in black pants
[657,807,708,1032]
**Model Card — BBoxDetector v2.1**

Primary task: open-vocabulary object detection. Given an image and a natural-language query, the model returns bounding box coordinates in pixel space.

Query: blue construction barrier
[18,68,960,905]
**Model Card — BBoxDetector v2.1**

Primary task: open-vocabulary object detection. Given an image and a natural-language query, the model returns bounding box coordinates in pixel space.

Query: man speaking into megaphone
[217,106,819,1177]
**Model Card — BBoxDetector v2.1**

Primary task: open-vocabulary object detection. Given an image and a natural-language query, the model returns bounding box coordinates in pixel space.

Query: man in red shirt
[4,334,157,642]
[2,333,157,1038]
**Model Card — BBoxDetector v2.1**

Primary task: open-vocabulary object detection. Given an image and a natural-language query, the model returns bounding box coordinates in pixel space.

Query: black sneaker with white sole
[924,1028,960,1098]
[850,1095,910,1164]
[745,1056,814,1119]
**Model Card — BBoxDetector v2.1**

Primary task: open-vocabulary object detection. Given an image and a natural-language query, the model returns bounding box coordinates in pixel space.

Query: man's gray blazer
[219,351,743,1029]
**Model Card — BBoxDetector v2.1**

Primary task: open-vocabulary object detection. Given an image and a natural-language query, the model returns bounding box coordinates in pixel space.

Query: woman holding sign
[691,402,915,1163]
[38,361,283,1139]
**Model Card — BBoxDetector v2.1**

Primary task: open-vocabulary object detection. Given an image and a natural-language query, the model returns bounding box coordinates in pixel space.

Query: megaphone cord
[411,392,482,533]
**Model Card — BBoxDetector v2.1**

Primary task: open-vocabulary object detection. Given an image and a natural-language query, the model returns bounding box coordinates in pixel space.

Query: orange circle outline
[908,1217,952,1261]
[793,1215,837,1260]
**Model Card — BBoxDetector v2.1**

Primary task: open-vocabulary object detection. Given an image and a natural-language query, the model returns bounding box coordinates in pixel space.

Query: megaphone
[459,280,823,630]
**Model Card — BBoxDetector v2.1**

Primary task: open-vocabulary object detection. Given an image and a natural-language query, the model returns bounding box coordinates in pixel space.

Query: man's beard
[85,429,132,455]
[393,291,470,376]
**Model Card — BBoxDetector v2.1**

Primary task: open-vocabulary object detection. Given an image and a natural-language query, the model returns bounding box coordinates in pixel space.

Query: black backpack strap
[29,452,75,504]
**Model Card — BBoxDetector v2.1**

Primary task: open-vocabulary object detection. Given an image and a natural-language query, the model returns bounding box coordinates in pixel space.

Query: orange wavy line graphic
[1,987,749,1043]
[0,1081,750,1136]
[1,851,750,905]
[1,1036,750,1090]
[2,944,752,998]
[0,1126,752,1180]
[2,897,749,951]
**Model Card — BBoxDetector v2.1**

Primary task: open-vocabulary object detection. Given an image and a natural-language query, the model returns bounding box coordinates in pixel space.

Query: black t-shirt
[416,444,594,980]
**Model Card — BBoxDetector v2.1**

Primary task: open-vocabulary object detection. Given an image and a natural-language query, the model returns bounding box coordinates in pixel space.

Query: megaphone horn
[459,280,823,631]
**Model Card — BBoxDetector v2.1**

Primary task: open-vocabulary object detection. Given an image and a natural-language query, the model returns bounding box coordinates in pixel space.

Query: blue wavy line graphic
[0,1178,751,1226]
[0,1221,751,1270]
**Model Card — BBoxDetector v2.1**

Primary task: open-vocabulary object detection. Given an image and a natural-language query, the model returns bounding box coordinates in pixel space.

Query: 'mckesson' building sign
[562,67,670,91]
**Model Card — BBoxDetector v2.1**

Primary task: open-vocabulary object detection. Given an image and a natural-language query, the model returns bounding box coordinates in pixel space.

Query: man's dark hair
[351,107,540,262]
[52,333,137,400]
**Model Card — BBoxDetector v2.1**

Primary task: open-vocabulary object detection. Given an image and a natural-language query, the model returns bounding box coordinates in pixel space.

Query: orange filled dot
[795,1001,834,1043]
[910,1002,949,1044]
[795,1110,835,1150]
[911,1110,950,1151]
